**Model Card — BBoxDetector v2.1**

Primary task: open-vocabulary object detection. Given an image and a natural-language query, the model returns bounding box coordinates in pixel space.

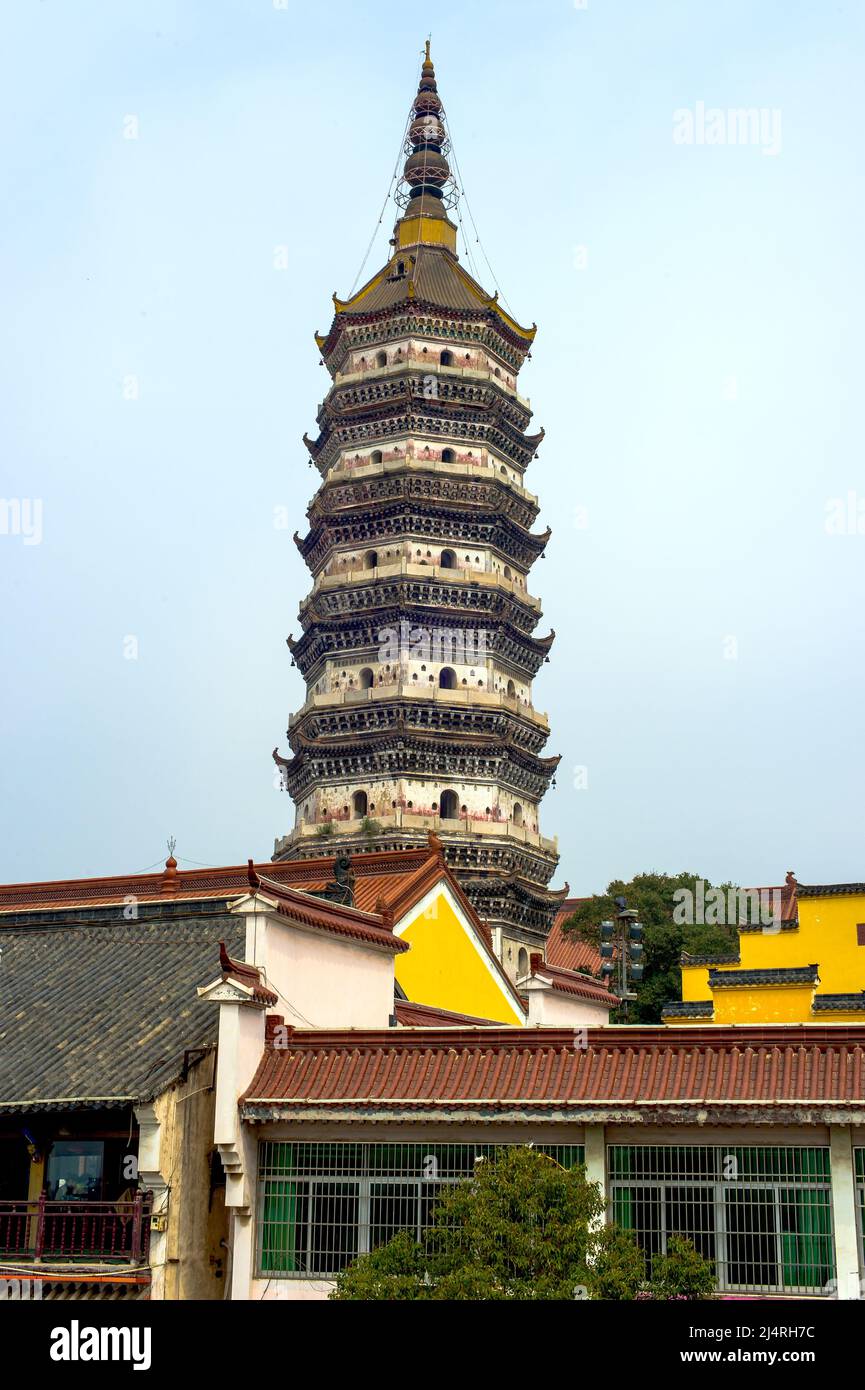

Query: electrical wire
[347,101,413,299]
[447,126,515,315]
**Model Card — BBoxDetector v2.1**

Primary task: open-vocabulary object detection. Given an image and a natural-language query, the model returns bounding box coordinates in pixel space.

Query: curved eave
[329,252,536,343]
[447,259,536,342]
[318,279,536,370]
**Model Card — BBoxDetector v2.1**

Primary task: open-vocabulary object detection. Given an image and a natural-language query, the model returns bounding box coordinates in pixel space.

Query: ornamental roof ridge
[523,954,620,1008]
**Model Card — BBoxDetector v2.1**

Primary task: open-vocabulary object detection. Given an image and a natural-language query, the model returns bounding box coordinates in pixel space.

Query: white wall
[523,984,611,1027]
[245,903,395,1030]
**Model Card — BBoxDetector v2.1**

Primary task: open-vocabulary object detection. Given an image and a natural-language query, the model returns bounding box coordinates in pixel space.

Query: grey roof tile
[0,913,244,1110]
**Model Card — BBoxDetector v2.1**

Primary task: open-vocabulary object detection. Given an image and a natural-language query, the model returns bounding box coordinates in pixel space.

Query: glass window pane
[45,1141,104,1200]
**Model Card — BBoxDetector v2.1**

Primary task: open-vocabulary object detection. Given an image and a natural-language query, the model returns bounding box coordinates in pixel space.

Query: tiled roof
[812,992,865,1013]
[394,1001,499,1027]
[241,1024,865,1118]
[217,942,278,1006]
[0,917,245,1111]
[736,878,799,931]
[681,952,740,967]
[546,901,602,975]
[331,246,535,343]
[525,955,619,1008]
[340,250,488,316]
[0,848,439,918]
[250,867,408,955]
[797,883,865,899]
[661,1001,715,1018]
[708,964,819,989]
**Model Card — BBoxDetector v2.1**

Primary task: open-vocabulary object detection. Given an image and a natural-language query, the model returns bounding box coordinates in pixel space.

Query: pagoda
[273,44,567,972]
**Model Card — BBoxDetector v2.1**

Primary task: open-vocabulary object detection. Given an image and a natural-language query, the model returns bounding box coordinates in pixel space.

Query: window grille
[609,1144,835,1296]
[257,1141,584,1278]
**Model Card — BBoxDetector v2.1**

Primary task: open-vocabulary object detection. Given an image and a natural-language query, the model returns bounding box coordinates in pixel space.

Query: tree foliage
[649,1235,716,1300]
[562,870,739,1022]
[586,1223,646,1300]
[332,1147,717,1301]
[331,1146,603,1301]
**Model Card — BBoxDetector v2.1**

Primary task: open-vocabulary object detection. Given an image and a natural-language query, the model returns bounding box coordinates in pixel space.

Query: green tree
[650,1235,716,1300]
[562,871,739,1022]
[331,1146,605,1301]
[586,1223,646,1300]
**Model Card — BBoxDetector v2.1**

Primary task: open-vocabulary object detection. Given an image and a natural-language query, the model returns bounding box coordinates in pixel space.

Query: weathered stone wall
[151,1052,227,1300]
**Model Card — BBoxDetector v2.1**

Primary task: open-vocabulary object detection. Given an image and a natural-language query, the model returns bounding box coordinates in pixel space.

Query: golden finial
[425,38,431,62]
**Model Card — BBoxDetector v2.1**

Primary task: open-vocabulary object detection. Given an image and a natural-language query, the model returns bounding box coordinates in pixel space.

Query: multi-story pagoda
[273,44,567,973]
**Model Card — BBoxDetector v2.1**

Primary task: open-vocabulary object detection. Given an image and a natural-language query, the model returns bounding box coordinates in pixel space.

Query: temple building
[663,875,865,1025]
[272,46,566,974]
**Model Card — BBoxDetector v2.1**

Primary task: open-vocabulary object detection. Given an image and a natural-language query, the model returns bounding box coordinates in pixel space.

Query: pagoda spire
[393,42,458,256]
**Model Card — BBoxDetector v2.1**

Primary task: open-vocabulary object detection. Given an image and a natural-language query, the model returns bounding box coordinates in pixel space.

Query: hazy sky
[1,0,863,893]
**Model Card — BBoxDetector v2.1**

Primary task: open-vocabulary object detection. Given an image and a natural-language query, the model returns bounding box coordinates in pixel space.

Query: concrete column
[829,1125,861,1300]
[134,1103,168,1301]
[230,1212,254,1301]
[583,1123,607,1229]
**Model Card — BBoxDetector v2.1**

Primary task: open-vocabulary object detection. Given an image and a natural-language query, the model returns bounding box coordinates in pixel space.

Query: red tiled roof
[241,1024,865,1114]
[0,847,437,916]
[527,955,619,1008]
[394,1001,500,1027]
[249,868,408,954]
[740,877,798,923]
[547,901,603,975]
[218,941,278,1005]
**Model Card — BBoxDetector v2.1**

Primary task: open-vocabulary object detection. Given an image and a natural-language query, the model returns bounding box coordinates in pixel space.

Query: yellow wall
[736,896,865,991]
[681,964,711,1002]
[711,985,816,1025]
[672,891,865,1023]
[395,889,524,1025]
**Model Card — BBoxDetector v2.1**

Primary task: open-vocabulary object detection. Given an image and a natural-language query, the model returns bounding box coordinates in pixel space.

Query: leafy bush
[332,1146,604,1301]
[649,1235,715,1300]
[587,1223,646,1300]
[329,1230,430,1300]
[314,820,335,838]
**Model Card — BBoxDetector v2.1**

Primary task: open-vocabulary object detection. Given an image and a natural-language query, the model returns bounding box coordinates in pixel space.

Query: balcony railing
[0,1195,152,1264]
[276,810,558,856]
[288,682,549,731]
[306,558,542,612]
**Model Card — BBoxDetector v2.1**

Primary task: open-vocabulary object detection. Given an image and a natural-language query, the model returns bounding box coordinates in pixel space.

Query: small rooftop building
[665,876,865,1025]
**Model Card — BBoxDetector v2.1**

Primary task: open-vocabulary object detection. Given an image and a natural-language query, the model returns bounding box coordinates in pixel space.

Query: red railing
[0,1195,152,1263]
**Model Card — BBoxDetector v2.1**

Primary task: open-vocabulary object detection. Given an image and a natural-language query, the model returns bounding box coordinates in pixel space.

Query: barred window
[257,1141,584,1278]
[609,1145,835,1296]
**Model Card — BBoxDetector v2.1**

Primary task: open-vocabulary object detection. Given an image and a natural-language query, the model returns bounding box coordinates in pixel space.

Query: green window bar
[257,1141,584,1278]
[608,1144,835,1296]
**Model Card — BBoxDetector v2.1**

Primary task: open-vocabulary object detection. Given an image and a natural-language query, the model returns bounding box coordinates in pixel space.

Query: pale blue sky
[1,0,863,892]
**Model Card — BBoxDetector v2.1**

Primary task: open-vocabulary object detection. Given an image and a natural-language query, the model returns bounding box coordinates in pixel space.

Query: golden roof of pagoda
[330,251,535,342]
[318,45,536,347]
